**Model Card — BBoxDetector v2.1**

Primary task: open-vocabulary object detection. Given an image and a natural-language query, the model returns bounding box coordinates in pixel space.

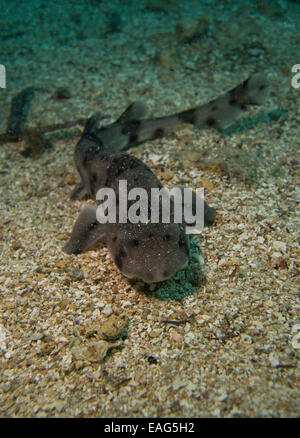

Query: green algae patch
[223,108,287,136]
[149,236,206,301]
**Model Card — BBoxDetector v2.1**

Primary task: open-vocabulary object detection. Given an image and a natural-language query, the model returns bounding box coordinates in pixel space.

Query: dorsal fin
[116,101,147,124]
[82,112,103,137]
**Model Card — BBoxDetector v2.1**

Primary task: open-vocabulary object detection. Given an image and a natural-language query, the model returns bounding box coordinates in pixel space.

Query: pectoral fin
[70,182,89,200]
[174,186,216,227]
[82,112,103,136]
[63,205,106,254]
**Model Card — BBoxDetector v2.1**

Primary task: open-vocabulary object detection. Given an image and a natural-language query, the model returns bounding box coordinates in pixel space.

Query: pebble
[85,315,129,342]
[216,388,228,402]
[102,304,113,316]
[71,340,121,363]
[0,325,8,352]
[148,153,162,164]
[268,352,280,368]
[172,378,187,392]
[65,174,75,185]
[169,329,183,344]
[240,333,253,344]
[70,268,84,282]
[201,177,214,192]
[273,241,287,253]
[161,170,174,181]
[30,308,39,320]
[99,315,129,341]
[11,240,22,251]
[3,383,11,393]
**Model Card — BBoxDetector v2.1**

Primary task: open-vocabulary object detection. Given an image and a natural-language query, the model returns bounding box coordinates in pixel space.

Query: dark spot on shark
[178,108,196,124]
[131,238,140,247]
[206,116,217,127]
[242,77,250,88]
[229,97,238,106]
[163,234,171,241]
[154,128,164,138]
[129,133,139,143]
[121,120,141,135]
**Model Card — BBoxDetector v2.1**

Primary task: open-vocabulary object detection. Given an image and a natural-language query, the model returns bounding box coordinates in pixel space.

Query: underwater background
[0,0,299,417]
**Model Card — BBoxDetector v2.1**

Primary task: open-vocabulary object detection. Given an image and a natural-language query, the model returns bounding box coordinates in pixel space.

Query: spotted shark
[63,73,270,282]
[84,73,269,151]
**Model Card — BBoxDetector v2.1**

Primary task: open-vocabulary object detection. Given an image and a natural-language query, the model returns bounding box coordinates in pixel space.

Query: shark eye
[120,249,126,257]
[88,221,98,230]
[163,234,171,241]
[178,234,189,256]
[130,239,140,247]
[178,234,185,246]
[115,248,127,270]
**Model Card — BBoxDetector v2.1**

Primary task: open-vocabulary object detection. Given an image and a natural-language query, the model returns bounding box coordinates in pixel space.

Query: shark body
[64,73,270,282]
